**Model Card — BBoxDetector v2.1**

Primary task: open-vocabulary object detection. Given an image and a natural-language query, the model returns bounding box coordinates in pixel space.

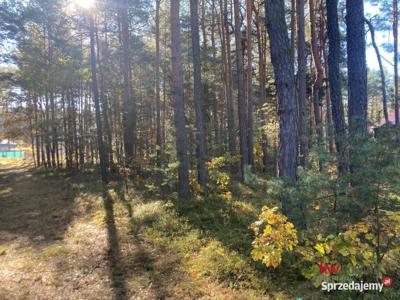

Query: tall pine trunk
[189,0,207,194]
[155,0,162,166]
[246,0,254,167]
[171,0,190,199]
[233,0,248,179]
[365,19,389,124]
[119,0,135,165]
[255,4,268,174]
[309,0,323,149]
[346,0,368,135]
[394,0,399,125]
[223,0,236,159]
[89,15,108,182]
[297,0,309,168]
[265,0,300,225]
[327,0,346,173]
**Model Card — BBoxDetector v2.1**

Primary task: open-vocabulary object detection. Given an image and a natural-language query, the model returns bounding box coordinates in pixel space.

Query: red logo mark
[383,277,392,287]
[319,261,341,274]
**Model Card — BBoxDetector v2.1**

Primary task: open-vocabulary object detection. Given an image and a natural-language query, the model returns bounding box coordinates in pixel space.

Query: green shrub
[189,240,263,290]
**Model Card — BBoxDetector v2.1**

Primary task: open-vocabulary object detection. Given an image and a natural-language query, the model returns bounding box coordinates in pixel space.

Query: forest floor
[0,159,312,300]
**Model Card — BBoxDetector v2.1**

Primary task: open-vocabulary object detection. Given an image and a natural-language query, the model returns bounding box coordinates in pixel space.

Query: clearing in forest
[0,160,301,299]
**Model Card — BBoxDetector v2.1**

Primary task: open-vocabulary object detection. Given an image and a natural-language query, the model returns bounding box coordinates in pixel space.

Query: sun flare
[74,0,95,9]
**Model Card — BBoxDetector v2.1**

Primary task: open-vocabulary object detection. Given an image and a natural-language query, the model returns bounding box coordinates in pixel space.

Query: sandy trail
[0,161,116,300]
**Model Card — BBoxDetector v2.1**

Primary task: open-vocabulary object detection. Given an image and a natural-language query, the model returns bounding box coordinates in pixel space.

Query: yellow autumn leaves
[250,206,298,268]
[250,203,400,288]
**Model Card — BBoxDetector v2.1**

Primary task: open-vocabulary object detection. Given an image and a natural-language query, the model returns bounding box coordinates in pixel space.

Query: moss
[77,260,89,269]
[50,235,63,241]
[132,201,165,225]
[89,210,106,226]
[187,240,265,290]
[137,198,272,295]
[14,260,35,272]
[0,246,7,256]
[40,244,69,260]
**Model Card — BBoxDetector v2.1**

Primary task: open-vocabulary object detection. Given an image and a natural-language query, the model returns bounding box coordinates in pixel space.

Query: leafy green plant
[207,156,233,200]
[251,133,400,295]
[250,206,298,268]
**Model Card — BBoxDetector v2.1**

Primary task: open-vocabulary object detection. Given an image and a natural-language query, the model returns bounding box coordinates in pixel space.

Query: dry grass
[0,160,113,300]
[0,159,292,299]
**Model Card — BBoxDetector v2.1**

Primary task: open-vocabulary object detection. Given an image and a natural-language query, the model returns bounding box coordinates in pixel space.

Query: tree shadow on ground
[0,163,76,246]
[175,197,255,256]
[100,182,179,299]
[102,186,129,300]
[172,195,306,296]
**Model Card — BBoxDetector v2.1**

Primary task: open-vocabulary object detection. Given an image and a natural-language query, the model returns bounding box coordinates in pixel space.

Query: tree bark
[265,0,299,224]
[119,0,135,165]
[223,0,236,158]
[297,0,309,168]
[189,0,207,194]
[254,3,268,174]
[394,0,399,125]
[89,14,108,182]
[326,0,346,173]
[365,18,389,124]
[246,0,254,167]
[233,0,249,179]
[171,0,190,199]
[319,6,334,154]
[96,26,113,169]
[346,0,368,135]
[155,0,162,166]
[309,0,323,149]
[290,0,296,62]
[265,0,298,181]
[210,0,220,154]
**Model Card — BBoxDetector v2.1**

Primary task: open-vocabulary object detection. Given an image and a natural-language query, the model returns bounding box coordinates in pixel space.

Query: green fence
[0,151,24,158]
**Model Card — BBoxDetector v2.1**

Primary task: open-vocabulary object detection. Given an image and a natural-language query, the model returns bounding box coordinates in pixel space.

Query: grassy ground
[0,159,313,299]
[0,159,114,299]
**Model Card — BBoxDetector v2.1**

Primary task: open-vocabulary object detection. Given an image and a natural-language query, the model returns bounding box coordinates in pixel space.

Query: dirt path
[0,161,279,300]
[0,161,184,300]
[0,161,116,300]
